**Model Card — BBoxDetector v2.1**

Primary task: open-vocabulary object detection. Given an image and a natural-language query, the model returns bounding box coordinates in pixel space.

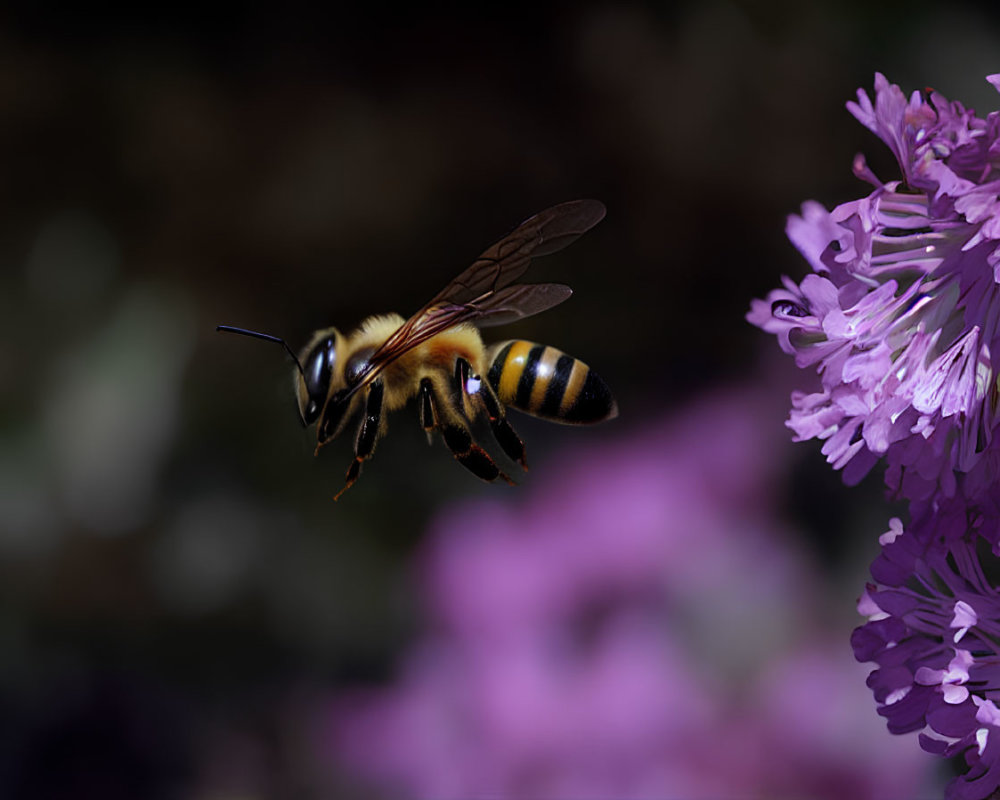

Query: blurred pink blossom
[325,387,933,798]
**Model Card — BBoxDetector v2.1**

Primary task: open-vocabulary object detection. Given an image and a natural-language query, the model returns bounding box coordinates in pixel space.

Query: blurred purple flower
[748,73,1000,507]
[853,506,1000,800]
[325,388,930,799]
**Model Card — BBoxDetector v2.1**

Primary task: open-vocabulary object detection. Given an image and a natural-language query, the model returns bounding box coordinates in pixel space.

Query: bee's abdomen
[486,340,617,424]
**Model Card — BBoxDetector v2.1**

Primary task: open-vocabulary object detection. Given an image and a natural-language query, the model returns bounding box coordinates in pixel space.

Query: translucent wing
[468,282,575,328]
[424,199,606,308]
[365,282,574,374]
[321,200,604,419]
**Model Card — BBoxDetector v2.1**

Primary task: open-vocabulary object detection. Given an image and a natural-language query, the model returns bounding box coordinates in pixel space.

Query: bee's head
[215,324,342,428]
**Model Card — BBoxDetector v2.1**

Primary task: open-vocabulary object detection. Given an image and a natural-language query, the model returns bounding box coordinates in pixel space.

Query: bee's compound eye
[303,337,337,420]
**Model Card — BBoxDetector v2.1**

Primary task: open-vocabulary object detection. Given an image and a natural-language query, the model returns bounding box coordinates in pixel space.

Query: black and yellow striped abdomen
[485,340,617,425]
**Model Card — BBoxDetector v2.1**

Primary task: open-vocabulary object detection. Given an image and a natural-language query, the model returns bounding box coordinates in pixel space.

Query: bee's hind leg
[455,358,527,470]
[420,375,514,485]
[334,378,385,501]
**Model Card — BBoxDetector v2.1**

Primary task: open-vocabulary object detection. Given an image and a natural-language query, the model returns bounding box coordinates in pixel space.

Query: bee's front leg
[334,379,385,500]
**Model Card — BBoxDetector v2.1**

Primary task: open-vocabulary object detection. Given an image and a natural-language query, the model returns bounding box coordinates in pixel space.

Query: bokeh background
[3,1,1000,797]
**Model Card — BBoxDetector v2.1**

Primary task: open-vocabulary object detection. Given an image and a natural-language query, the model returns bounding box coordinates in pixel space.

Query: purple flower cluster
[324,389,930,799]
[752,73,1000,799]
[854,506,1000,800]
[748,73,1000,508]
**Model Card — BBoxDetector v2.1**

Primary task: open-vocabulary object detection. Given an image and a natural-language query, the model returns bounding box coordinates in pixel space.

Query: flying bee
[218,199,617,499]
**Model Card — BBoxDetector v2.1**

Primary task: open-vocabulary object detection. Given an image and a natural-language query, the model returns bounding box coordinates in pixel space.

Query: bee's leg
[419,377,437,445]
[480,380,528,470]
[455,358,527,470]
[316,389,354,452]
[421,376,514,485]
[334,379,385,501]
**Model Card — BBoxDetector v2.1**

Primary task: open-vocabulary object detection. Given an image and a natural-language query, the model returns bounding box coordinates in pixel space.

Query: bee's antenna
[216,325,305,379]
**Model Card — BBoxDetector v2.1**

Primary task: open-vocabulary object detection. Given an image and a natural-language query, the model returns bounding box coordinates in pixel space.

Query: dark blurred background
[1,1,999,797]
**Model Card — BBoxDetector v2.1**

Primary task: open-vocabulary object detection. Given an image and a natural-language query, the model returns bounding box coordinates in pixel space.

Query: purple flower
[748,73,1000,506]
[853,506,1000,799]
[325,387,932,799]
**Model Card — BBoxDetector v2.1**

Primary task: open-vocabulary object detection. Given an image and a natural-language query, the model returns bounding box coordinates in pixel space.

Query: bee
[218,199,617,499]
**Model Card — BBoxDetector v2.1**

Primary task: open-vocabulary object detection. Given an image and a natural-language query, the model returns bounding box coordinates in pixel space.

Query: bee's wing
[322,201,603,419]
[378,282,574,359]
[465,282,574,328]
[424,199,605,308]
